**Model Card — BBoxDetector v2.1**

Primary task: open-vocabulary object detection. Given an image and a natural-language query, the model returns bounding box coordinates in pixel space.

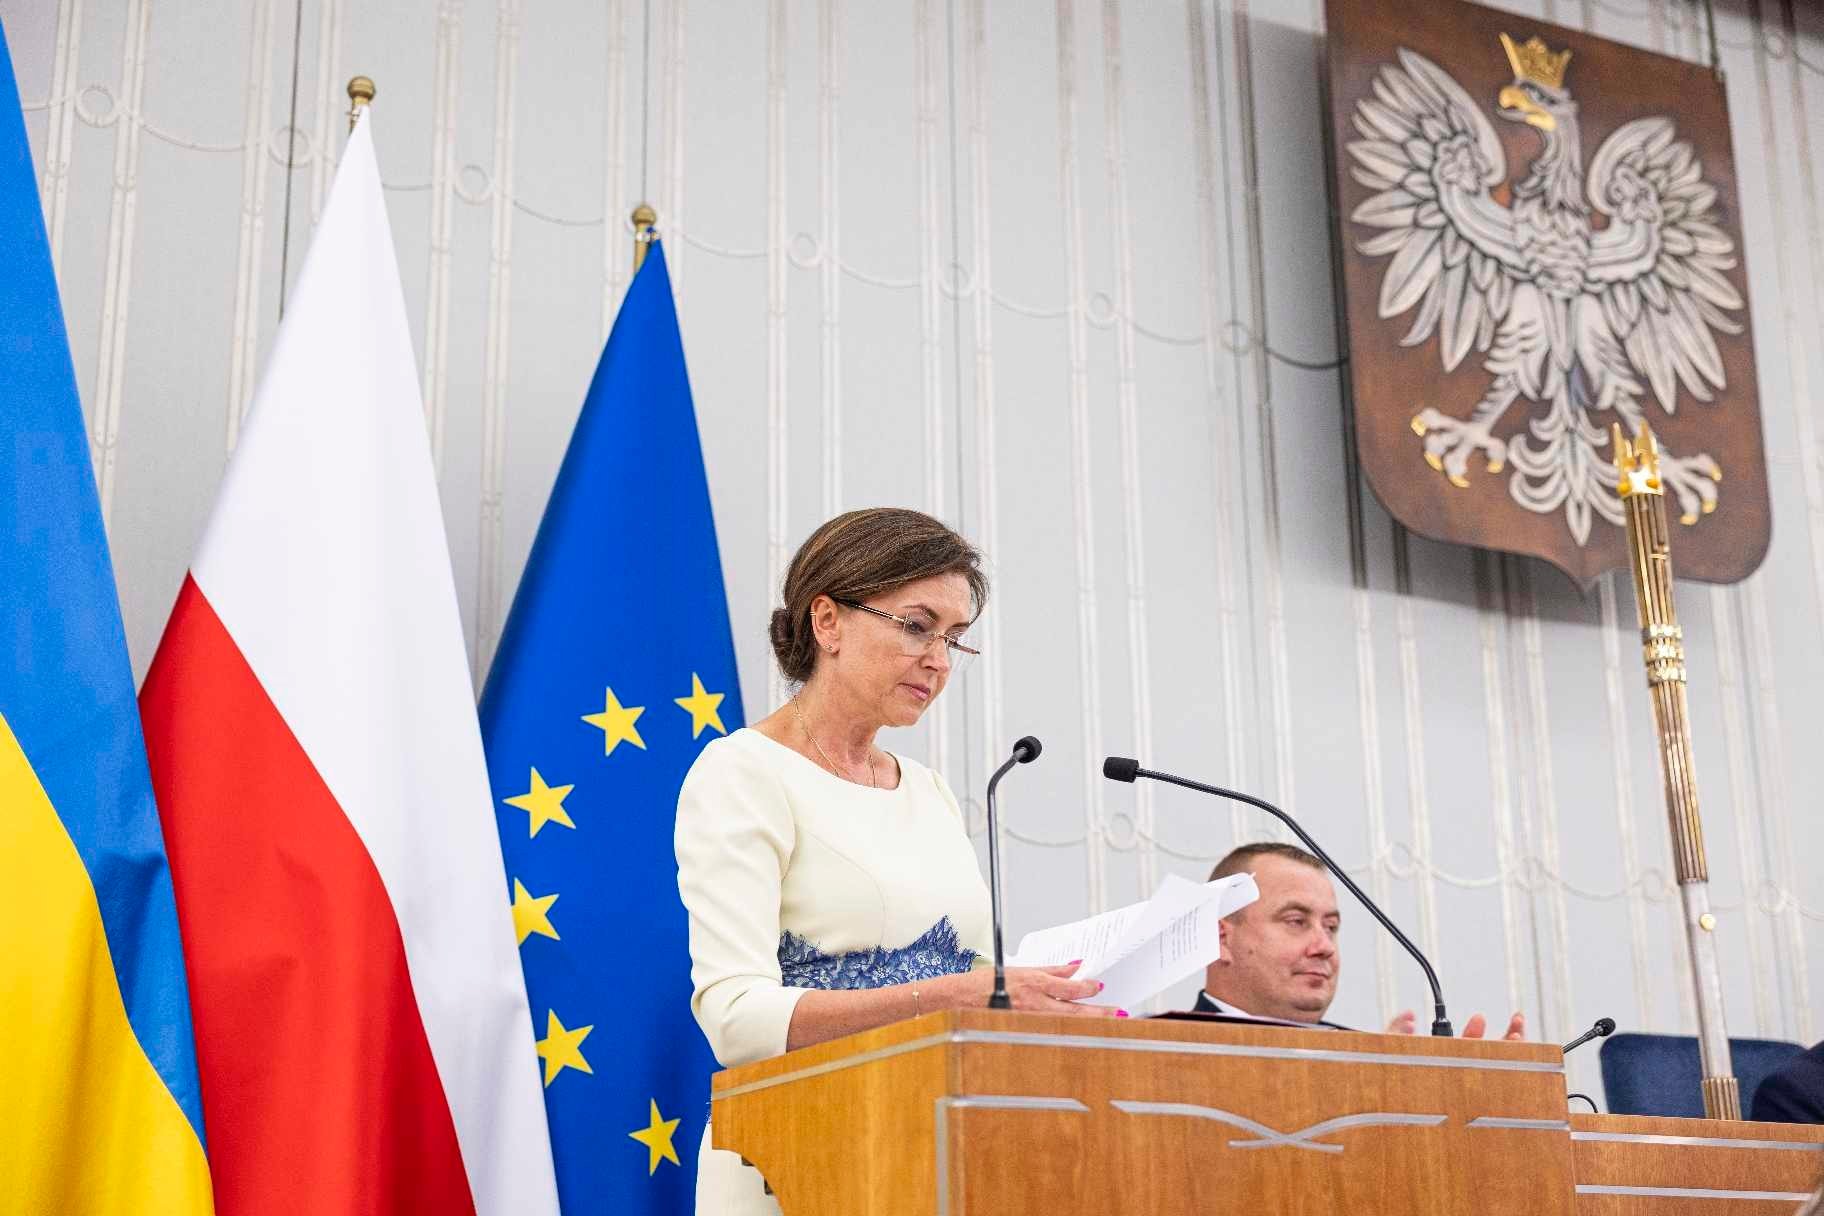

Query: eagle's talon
[1654,445,1723,526]
[1413,406,1508,486]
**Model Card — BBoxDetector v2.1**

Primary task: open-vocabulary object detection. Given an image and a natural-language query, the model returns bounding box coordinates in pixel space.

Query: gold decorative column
[1613,423,1741,1120]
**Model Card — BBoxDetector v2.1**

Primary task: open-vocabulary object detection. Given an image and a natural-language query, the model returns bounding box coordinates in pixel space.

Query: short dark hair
[1210,842,1325,921]
[1209,841,1323,884]
[768,508,988,683]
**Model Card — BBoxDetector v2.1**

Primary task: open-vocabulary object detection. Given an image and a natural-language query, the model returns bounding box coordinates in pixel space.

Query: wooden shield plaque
[1324,0,1769,584]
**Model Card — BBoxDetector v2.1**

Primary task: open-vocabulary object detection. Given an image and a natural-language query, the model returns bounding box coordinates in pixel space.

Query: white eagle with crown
[1348,31,1744,543]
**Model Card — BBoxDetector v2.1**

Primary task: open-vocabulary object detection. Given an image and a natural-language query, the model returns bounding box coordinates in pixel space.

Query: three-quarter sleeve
[675,739,809,1067]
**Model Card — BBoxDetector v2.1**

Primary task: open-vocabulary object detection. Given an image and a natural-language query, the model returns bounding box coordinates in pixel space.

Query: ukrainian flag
[0,19,213,1214]
[481,240,742,1213]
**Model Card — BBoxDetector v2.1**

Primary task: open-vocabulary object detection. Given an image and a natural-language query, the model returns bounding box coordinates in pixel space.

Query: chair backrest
[1599,1032,1805,1117]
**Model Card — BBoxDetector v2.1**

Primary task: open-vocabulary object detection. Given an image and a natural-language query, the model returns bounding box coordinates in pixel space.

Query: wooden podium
[712,1010,1824,1214]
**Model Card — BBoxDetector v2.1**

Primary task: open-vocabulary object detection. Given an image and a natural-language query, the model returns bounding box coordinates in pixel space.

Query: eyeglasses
[833,597,979,678]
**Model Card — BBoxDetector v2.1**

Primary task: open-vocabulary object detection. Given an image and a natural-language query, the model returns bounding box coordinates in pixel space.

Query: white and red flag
[139,112,558,1216]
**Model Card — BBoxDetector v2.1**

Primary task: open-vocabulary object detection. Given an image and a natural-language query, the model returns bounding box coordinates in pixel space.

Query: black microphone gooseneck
[1103,756,1454,1037]
[1561,1016,1617,1056]
[983,736,1043,1010]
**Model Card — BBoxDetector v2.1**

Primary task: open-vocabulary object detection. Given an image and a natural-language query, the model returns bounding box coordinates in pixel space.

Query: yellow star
[581,687,646,756]
[535,1010,594,1087]
[503,768,576,838]
[673,673,728,739]
[628,1098,683,1175]
[509,878,560,945]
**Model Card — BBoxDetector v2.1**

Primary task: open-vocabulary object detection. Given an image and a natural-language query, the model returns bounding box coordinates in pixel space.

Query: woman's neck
[793,679,878,769]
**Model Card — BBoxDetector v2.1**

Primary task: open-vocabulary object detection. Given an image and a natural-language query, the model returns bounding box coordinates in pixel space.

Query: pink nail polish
[1096,981,1106,993]
[1116,1009,1130,1018]
[1068,958,1084,967]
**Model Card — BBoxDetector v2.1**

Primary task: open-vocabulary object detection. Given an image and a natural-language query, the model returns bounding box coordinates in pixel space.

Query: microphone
[1103,756,1455,1037]
[984,736,1043,1010]
[1561,1017,1617,1055]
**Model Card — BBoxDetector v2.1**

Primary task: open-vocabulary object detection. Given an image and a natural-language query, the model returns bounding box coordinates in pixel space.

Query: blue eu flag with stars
[481,241,742,1214]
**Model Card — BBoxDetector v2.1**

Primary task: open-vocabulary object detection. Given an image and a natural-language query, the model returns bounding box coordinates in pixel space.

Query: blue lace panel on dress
[778,916,977,990]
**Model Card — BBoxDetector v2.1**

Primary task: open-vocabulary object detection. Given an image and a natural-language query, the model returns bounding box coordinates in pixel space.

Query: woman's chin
[884,695,933,727]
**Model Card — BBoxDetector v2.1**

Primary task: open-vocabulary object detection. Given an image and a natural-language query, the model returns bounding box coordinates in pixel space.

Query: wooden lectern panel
[1569,1112,1824,1214]
[713,1009,1576,1214]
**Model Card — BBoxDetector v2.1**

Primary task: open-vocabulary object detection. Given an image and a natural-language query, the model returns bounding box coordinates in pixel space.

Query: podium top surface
[712,1007,1564,1099]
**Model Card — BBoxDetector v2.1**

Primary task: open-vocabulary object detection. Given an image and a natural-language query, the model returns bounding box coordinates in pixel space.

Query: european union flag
[481,240,743,1214]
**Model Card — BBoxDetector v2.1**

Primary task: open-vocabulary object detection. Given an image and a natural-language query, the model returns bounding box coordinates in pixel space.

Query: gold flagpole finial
[632,203,658,272]
[347,76,376,133]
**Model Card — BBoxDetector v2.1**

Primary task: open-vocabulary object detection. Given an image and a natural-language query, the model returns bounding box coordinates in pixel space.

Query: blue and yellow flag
[481,241,743,1213]
[0,19,213,1214]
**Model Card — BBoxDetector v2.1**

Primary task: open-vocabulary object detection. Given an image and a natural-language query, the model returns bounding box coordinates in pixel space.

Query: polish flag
[139,113,558,1216]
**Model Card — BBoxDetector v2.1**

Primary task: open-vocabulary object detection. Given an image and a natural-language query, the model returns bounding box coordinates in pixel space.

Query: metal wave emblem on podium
[1323,0,1769,584]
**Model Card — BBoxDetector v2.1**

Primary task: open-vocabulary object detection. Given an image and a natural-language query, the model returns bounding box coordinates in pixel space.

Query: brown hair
[1210,842,1323,886]
[1203,845,1320,922]
[769,508,988,683]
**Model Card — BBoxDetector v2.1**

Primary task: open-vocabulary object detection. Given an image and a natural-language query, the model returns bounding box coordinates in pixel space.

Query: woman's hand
[1006,962,1125,1016]
[929,961,1125,1017]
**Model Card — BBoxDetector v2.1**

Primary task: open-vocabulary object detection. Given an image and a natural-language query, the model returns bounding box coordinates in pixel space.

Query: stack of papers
[1007,872,1259,1009]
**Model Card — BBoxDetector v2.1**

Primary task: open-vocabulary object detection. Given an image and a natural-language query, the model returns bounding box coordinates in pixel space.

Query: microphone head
[1012,736,1043,763]
[1595,1017,1617,1037]
[1103,756,1139,783]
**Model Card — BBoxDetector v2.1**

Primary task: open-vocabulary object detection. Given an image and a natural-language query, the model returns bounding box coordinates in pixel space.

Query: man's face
[1204,856,1341,1022]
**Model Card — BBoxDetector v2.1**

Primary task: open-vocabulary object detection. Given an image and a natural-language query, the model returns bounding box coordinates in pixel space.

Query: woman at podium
[675,507,1115,1213]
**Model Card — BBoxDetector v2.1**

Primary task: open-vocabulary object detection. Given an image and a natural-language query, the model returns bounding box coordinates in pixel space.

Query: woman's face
[813,572,975,728]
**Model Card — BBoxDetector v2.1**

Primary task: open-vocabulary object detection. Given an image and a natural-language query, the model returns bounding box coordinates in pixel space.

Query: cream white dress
[675,727,992,1215]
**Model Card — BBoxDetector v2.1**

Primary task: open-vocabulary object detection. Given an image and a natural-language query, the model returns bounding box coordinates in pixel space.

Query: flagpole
[346,76,375,133]
[632,203,657,271]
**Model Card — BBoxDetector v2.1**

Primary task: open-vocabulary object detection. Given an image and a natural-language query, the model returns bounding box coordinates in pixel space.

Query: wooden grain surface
[714,1009,1576,1214]
[713,1012,1824,1212]
[1570,1111,1824,1215]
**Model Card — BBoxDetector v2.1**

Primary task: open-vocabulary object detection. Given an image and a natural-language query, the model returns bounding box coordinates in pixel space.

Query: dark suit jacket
[1751,1040,1824,1125]
[1191,990,1349,1031]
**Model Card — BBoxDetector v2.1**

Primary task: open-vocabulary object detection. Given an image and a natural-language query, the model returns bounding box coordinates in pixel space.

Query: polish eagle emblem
[1347,32,1744,544]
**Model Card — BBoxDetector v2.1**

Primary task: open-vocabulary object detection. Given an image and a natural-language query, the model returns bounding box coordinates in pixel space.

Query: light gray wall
[6,0,1821,1100]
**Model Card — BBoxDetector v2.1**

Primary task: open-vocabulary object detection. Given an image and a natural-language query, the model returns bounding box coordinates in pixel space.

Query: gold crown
[1500,32,1572,91]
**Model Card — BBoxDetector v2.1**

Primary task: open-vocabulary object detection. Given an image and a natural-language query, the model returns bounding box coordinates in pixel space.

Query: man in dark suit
[1751,1040,1824,1124]
[1196,842,1524,1039]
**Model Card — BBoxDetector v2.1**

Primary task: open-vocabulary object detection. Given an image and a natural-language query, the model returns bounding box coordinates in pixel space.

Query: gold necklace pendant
[793,697,876,788]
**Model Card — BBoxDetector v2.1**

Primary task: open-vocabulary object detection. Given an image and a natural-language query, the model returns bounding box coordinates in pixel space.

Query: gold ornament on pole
[632,203,657,272]
[1613,421,1741,1120]
[346,76,376,134]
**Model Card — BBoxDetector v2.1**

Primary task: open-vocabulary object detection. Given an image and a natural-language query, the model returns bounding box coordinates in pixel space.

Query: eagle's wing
[1586,116,1744,413]
[1347,48,1528,372]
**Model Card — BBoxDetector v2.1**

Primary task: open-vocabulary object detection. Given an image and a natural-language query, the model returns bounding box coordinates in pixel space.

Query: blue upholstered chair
[1598,1032,1804,1117]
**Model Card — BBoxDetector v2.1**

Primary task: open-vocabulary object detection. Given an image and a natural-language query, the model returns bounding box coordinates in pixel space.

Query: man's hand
[1383,1010,1418,1035]
[1385,1010,1526,1040]
[1462,1011,1526,1040]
